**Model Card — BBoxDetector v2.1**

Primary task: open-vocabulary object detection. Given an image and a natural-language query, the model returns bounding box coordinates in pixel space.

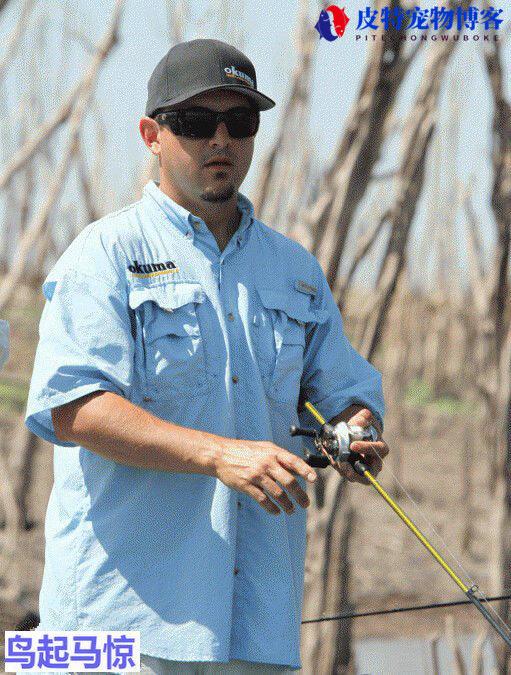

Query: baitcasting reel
[289,421,379,472]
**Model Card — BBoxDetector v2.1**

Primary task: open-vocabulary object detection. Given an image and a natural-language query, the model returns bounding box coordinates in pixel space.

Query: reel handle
[304,452,330,468]
[303,449,370,473]
[289,424,372,474]
[289,425,317,439]
[290,425,329,468]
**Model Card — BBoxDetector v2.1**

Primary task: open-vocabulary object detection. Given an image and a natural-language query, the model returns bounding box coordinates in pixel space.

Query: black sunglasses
[154,106,260,139]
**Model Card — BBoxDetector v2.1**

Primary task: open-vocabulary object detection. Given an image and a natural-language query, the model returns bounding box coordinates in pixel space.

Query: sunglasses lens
[224,109,259,138]
[180,110,217,138]
[164,108,259,139]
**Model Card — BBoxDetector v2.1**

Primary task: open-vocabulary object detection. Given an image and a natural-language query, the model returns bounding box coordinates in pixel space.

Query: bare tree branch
[336,206,391,310]
[252,0,315,234]
[357,2,470,361]
[77,129,101,223]
[300,0,426,290]
[0,0,14,17]
[462,176,488,315]
[0,0,126,312]
[483,30,511,358]
[0,1,124,193]
[0,0,35,83]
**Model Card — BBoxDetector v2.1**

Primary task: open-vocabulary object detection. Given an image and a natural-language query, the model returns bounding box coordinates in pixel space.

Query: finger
[336,460,370,484]
[337,462,370,485]
[360,451,382,476]
[350,471,371,485]
[276,451,317,485]
[268,464,310,510]
[336,461,358,482]
[347,408,374,427]
[351,441,387,472]
[364,448,383,475]
[257,475,297,514]
[365,439,389,459]
[245,484,281,515]
[350,441,383,485]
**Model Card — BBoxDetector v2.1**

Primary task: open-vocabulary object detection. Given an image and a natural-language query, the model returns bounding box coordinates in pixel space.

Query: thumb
[347,408,375,428]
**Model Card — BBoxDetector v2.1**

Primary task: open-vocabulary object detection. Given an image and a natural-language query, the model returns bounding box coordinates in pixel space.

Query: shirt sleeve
[25,270,134,446]
[299,262,385,432]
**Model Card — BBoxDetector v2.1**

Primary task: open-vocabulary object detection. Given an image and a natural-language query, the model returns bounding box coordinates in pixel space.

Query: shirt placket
[189,219,248,584]
[217,237,246,584]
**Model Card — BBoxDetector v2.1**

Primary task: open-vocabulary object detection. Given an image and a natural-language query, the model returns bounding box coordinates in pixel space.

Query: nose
[209,120,231,146]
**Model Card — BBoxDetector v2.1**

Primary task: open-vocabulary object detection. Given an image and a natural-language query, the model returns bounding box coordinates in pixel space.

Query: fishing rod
[289,400,511,649]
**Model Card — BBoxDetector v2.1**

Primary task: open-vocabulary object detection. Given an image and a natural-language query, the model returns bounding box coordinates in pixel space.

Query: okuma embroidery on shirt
[127,259,180,278]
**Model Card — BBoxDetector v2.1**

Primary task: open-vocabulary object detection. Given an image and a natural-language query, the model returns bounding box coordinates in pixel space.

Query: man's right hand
[214,440,317,515]
[49,392,317,513]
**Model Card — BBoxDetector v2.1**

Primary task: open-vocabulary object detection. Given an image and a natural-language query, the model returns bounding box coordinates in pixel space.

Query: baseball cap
[145,39,276,118]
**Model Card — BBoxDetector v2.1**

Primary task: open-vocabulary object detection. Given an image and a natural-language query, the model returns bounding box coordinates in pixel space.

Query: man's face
[140,90,256,205]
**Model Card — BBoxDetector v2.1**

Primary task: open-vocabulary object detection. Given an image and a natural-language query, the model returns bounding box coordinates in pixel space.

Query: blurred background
[0,0,510,672]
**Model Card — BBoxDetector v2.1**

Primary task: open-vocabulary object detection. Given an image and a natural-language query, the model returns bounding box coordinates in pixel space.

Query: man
[25,39,388,673]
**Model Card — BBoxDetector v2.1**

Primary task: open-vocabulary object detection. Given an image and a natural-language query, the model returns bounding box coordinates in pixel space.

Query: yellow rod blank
[304,400,469,594]
[304,401,326,425]
[362,470,468,593]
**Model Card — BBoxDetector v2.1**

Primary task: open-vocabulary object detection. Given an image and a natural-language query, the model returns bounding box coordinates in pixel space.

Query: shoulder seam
[254,219,319,264]
[72,200,142,285]
[66,268,126,293]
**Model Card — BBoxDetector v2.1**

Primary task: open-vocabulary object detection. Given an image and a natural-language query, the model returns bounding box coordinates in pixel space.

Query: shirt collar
[142,180,255,245]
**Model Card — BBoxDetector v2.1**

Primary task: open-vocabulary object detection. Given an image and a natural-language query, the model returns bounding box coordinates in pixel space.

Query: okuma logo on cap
[224,65,254,88]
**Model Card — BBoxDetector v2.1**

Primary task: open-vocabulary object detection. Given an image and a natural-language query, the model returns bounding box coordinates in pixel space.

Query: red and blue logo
[315,5,350,40]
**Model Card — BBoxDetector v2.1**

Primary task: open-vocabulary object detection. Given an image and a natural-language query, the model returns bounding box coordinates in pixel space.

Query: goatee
[200,184,236,203]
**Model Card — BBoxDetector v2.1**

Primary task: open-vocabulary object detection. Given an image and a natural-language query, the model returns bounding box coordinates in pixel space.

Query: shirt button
[186,231,193,239]
[237,501,242,509]
[234,567,239,576]
[142,396,153,402]
[232,375,239,384]
[227,312,234,321]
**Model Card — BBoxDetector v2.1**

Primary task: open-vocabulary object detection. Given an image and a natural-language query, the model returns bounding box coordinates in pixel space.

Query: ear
[139,116,161,155]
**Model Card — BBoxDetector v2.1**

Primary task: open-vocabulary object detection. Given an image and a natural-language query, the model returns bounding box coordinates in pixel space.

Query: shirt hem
[139,649,230,662]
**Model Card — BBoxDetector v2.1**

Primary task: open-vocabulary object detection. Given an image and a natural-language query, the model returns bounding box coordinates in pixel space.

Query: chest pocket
[253,285,327,405]
[129,282,210,399]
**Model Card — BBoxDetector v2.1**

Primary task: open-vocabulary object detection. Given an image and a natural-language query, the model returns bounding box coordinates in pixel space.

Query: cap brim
[149,84,275,116]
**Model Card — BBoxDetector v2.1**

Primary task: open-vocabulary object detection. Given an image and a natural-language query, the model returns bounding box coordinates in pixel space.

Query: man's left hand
[337,407,389,485]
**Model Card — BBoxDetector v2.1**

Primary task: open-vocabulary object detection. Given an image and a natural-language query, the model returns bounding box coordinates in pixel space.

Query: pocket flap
[256,286,327,326]
[129,282,205,339]
[129,282,205,312]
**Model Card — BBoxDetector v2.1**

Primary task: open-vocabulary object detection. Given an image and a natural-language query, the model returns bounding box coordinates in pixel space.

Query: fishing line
[295,401,511,644]
[361,438,511,641]
[301,593,511,624]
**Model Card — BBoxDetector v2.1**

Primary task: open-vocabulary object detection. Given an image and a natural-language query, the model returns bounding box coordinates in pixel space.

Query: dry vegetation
[1,0,510,674]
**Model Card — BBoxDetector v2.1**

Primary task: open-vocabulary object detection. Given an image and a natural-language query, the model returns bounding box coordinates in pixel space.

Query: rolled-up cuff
[25,382,124,446]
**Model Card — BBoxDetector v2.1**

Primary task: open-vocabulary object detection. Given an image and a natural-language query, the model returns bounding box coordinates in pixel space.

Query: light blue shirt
[25,180,385,671]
